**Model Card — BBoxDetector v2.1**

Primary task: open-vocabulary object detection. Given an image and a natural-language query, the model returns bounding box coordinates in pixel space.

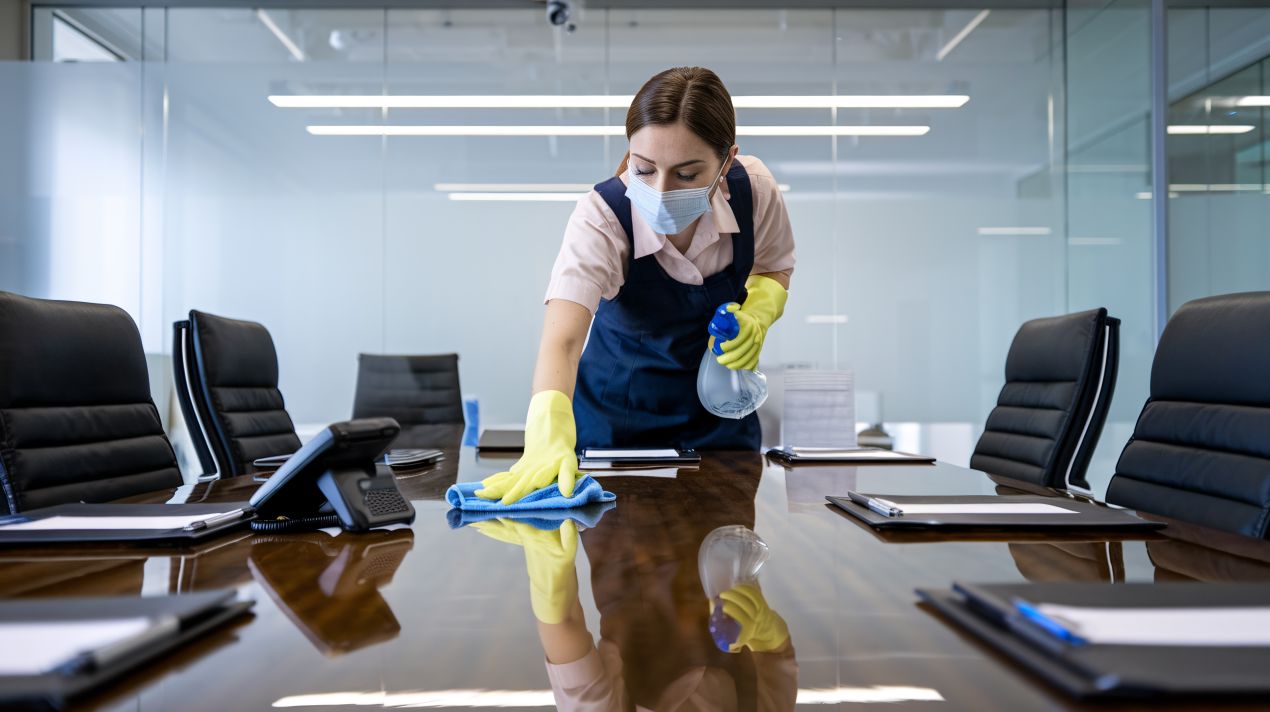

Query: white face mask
[625,161,726,235]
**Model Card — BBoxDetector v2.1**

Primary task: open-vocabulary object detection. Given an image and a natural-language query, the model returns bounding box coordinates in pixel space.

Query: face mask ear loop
[707,158,730,203]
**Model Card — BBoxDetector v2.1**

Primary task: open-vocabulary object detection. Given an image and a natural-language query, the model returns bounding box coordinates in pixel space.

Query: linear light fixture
[308,125,929,137]
[1167,124,1255,135]
[976,226,1051,236]
[269,94,969,109]
[936,9,990,62]
[1235,96,1270,107]
[255,9,305,62]
[448,192,584,202]
[435,182,791,193]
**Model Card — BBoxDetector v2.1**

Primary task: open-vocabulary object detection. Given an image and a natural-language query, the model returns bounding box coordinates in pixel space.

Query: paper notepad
[1035,603,1270,647]
[583,449,680,459]
[0,618,151,675]
[790,448,917,460]
[897,503,1078,515]
[0,513,234,532]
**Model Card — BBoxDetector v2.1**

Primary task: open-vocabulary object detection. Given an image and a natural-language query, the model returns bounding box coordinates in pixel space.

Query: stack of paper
[782,370,856,448]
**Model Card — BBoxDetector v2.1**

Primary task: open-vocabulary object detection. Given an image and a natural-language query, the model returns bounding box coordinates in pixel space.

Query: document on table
[583,448,680,459]
[0,512,235,532]
[587,467,679,478]
[787,448,919,460]
[897,503,1078,515]
[1034,603,1270,647]
[0,618,151,675]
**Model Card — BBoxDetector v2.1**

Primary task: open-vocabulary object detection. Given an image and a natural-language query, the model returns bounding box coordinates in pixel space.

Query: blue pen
[1013,598,1087,646]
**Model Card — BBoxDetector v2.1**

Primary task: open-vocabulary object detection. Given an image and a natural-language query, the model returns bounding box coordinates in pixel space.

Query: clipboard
[579,448,701,469]
[0,503,256,545]
[476,429,525,453]
[0,589,253,708]
[918,581,1270,698]
[767,446,934,465]
[826,494,1164,532]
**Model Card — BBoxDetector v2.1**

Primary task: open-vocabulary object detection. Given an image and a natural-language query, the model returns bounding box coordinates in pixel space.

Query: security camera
[546,0,574,30]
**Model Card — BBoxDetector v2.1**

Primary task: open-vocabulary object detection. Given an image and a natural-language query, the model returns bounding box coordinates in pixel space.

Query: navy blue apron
[574,162,761,451]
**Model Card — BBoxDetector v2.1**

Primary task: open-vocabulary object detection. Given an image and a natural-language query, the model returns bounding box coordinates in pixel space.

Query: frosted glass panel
[162,9,387,426]
[0,62,142,321]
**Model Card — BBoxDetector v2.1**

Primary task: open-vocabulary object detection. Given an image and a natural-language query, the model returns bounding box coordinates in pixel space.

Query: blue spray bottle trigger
[708,303,741,356]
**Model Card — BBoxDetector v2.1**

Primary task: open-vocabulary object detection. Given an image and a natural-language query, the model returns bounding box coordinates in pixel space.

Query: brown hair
[616,67,736,176]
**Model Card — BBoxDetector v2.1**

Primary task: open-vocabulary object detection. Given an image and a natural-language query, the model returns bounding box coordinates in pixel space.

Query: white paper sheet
[588,468,679,478]
[1035,603,1270,646]
[789,448,920,460]
[0,618,151,675]
[0,512,234,532]
[583,448,680,459]
[893,503,1077,515]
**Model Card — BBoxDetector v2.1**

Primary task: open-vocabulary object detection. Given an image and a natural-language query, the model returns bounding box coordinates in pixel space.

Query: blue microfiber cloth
[446,500,617,531]
[445,474,615,514]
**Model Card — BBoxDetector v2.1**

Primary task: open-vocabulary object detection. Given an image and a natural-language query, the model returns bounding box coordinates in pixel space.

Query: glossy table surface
[3,447,1270,711]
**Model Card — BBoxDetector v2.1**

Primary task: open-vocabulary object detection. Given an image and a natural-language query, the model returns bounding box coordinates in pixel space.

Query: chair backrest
[179,310,301,478]
[0,291,182,513]
[971,308,1120,490]
[352,353,464,427]
[1106,291,1270,538]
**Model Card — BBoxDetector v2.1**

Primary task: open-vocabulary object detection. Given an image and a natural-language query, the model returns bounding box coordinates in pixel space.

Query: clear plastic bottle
[698,525,770,652]
[697,304,768,419]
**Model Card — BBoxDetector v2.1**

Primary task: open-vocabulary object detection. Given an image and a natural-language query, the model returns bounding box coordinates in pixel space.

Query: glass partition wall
[6,4,1264,494]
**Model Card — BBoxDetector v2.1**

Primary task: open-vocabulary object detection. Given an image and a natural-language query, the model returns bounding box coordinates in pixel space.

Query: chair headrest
[1004,307,1107,383]
[189,309,281,388]
[1152,291,1270,406]
[0,291,150,408]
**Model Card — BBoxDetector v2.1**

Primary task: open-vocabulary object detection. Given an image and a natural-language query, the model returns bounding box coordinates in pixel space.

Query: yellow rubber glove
[477,390,578,504]
[713,274,788,372]
[718,583,790,653]
[469,518,579,624]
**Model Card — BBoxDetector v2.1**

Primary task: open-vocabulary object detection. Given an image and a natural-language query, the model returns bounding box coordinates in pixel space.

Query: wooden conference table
[2,447,1269,711]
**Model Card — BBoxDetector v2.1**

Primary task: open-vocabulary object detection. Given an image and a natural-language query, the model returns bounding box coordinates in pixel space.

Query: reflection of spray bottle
[697,304,769,419]
[698,525,770,652]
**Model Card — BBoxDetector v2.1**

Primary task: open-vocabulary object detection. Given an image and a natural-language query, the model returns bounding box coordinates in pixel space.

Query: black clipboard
[918,581,1270,699]
[579,448,701,469]
[0,589,253,709]
[476,429,525,453]
[0,503,255,545]
[826,494,1164,532]
[768,446,935,465]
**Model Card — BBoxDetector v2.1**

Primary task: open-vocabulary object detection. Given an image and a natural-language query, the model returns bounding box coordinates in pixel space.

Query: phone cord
[249,513,341,532]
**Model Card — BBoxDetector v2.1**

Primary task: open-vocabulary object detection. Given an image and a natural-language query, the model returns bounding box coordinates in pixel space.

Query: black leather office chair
[173,310,301,478]
[970,308,1120,491]
[352,353,463,426]
[0,291,182,514]
[1106,291,1270,538]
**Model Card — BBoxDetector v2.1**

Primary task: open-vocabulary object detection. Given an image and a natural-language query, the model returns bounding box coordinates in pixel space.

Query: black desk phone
[249,418,415,532]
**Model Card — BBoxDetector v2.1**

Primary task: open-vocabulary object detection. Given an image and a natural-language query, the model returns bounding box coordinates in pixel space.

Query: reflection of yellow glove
[469,519,578,624]
[719,583,789,652]
[477,390,578,504]
[712,275,788,372]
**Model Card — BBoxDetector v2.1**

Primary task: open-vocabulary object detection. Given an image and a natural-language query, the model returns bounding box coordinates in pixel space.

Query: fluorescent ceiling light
[448,192,584,202]
[435,182,790,193]
[434,183,593,192]
[308,125,929,137]
[977,226,1051,236]
[270,94,969,109]
[1167,124,1255,135]
[255,9,305,62]
[936,9,991,62]
[1235,96,1270,107]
